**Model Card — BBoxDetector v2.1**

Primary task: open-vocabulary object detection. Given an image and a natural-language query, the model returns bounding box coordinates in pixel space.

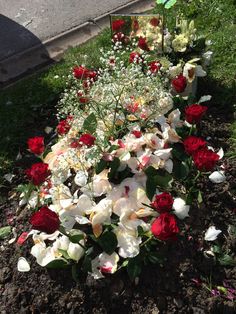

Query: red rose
[132,19,139,31]
[193,148,219,172]
[27,136,44,155]
[26,162,51,185]
[151,213,179,241]
[73,65,90,79]
[138,37,150,51]
[30,206,60,234]
[57,116,72,135]
[148,61,161,74]
[129,51,142,64]
[150,17,160,27]
[151,192,174,213]
[171,74,187,93]
[79,133,96,147]
[185,104,208,124]
[132,130,142,138]
[183,136,207,155]
[112,19,125,32]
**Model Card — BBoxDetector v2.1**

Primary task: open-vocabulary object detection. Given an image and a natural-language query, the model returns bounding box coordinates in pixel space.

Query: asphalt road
[0,0,135,60]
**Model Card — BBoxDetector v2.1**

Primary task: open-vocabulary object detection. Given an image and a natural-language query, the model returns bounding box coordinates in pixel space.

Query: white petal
[17,257,30,272]
[209,171,226,183]
[67,242,84,262]
[198,95,212,104]
[173,198,190,219]
[74,171,88,187]
[217,148,224,159]
[204,226,222,241]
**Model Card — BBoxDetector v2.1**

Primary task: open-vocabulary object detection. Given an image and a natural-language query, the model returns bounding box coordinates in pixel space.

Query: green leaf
[173,160,190,180]
[145,167,173,200]
[45,259,69,269]
[127,256,142,280]
[81,255,92,273]
[69,230,85,244]
[0,226,11,239]
[218,254,236,267]
[98,231,118,255]
[171,143,189,161]
[71,264,80,282]
[197,190,203,204]
[95,159,107,174]
[108,157,120,180]
[82,113,97,133]
[58,249,70,259]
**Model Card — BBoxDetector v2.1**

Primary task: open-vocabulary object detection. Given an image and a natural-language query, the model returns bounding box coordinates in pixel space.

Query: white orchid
[115,226,142,258]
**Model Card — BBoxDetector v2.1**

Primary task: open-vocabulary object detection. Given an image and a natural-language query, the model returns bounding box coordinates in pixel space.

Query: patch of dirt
[0,106,235,314]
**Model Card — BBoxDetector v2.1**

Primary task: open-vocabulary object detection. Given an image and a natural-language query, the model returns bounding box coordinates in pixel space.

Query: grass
[0,0,236,179]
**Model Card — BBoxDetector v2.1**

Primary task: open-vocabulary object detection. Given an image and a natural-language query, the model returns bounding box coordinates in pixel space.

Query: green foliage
[0,226,11,239]
[82,113,97,134]
[98,231,118,255]
[127,256,142,280]
[45,259,70,269]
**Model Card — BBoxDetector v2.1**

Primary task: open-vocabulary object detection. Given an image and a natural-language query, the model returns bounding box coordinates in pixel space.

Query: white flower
[115,226,141,258]
[74,170,88,186]
[173,198,190,219]
[67,242,84,262]
[204,226,222,241]
[209,171,226,183]
[17,257,30,272]
[99,252,119,274]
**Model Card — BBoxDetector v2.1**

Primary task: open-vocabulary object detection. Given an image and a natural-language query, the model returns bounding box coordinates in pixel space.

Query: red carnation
[27,136,44,155]
[26,162,51,186]
[138,37,150,51]
[112,19,125,32]
[148,61,161,74]
[57,116,72,135]
[112,32,125,43]
[185,104,208,124]
[79,133,96,147]
[171,74,187,93]
[183,136,207,155]
[132,130,142,138]
[132,19,139,31]
[30,206,60,234]
[193,148,219,172]
[129,51,142,64]
[151,192,174,213]
[151,213,179,241]
[73,65,90,79]
[150,17,160,27]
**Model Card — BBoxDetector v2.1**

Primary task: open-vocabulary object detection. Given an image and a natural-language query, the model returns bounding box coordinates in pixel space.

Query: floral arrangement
[16,6,229,280]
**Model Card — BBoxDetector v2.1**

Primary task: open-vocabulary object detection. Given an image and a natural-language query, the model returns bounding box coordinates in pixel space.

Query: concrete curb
[0,0,155,87]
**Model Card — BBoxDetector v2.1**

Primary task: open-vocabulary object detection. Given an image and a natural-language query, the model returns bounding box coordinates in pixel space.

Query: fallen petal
[204,226,222,241]
[17,257,30,272]
[209,171,226,183]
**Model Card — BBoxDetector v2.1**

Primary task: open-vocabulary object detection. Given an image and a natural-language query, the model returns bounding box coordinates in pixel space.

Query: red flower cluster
[26,162,51,185]
[150,17,160,27]
[112,32,125,43]
[151,192,174,213]
[129,52,142,64]
[148,61,161,74]
[132,19,139,31]
[112,19,125,32]
[151,213,179,241]
[185,104,208,124]
[79,133,96,147]
[171,74,187,93]
[57,116,73,135]
[73,65,97,81]
[132,130,142,138]
[183,136,206,155]
[27,136,44,155]
[138,37,150,51]
[77,91,89,104]
[193,148,219,171]
[30,206,60,234]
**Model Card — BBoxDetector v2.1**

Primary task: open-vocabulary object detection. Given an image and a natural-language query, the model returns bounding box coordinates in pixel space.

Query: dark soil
[0,105,236,314]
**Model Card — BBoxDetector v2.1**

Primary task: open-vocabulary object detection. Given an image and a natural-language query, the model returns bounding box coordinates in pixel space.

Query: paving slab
[0,0,154,85]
